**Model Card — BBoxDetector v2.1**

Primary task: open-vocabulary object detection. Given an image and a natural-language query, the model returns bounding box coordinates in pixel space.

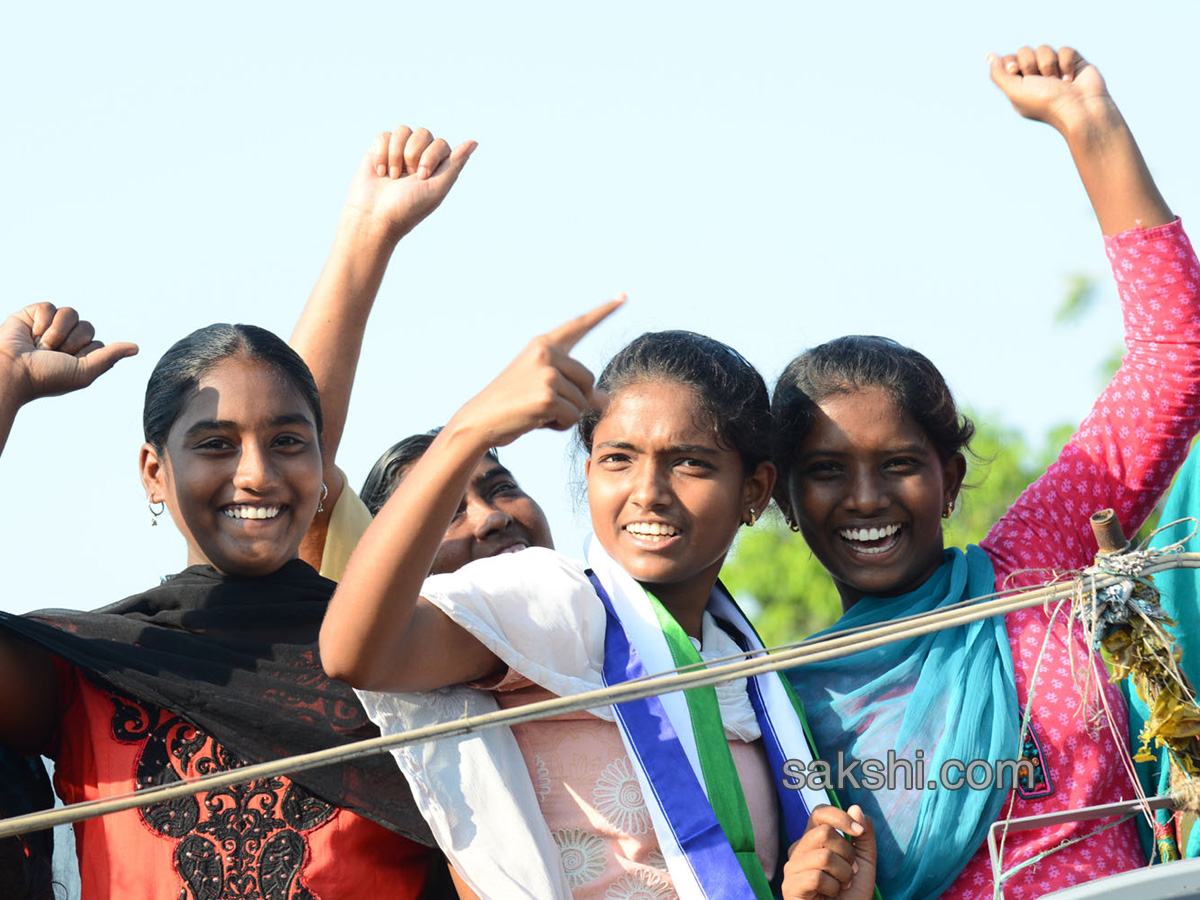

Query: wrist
[0,391,24,443]
[335,205,408,254]
[1057,96,1127,152]
[438,411,503,462]
[0,367,35,413]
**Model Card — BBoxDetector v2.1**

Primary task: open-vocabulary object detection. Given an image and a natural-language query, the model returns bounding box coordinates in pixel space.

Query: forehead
[472,456,512,479]
[595,379,720,446]
[169,356,316,435]
[804,385,927,449]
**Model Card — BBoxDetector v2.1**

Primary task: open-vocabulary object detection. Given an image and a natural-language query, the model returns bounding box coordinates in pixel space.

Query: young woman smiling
[773,47,1200,899]
[321,310,874,899]
[0,124,474,899]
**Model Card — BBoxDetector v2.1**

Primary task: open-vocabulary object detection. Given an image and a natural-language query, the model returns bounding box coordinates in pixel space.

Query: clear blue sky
[3,1,1200,613]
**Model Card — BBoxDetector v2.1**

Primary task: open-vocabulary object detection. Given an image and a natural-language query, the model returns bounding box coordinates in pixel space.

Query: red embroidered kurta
[51,661,431,900]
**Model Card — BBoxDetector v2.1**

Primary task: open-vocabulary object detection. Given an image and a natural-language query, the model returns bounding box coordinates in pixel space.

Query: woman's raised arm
[289,128,476,565]
[0,303,137,750]
[988,44,1172,235]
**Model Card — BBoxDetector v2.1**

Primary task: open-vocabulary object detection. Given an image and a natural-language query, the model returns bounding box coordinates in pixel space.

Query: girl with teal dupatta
[772,45,1200,900]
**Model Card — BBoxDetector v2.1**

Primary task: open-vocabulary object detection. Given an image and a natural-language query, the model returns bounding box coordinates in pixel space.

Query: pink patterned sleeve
[981,219,1200,587]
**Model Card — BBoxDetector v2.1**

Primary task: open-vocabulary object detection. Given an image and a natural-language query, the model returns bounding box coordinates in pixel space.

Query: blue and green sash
[587,539,829,899]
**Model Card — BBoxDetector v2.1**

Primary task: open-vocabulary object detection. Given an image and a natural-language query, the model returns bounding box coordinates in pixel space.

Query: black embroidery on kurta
[1015,717,1055,800]
[110,695,335,899]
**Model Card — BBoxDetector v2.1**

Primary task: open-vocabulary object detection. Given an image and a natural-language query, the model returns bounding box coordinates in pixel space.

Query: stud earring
[149,499,165,526]
[317,483,329,514]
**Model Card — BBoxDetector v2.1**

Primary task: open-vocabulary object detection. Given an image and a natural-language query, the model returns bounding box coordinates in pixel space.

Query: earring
[744,508,758,527]
[317,483,329,514]
[787,518,801,533]
[149,499,165,526]
[942,500,955,519]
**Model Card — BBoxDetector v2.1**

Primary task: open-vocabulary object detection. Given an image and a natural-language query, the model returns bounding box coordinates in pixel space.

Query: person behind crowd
[772,46,1200,899]
[361,431,449,515]
[360,430,553,575]
[0,124,473,898]
[320,305,875,899]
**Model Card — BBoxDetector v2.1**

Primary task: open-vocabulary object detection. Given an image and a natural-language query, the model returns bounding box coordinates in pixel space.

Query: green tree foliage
[723,413,1069,649]
[1054,273,1125,385]
[1053,274,1098,326]
[722,512,844,649]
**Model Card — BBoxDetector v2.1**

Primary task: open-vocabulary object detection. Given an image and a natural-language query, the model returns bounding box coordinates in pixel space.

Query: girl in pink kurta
[775,46,1199,899]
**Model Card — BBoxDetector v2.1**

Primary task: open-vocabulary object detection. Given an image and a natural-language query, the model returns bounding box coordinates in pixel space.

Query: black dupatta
[0,559,432,844]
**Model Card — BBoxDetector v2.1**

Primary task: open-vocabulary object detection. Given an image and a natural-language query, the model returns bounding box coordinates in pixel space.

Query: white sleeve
[420,547,609,699]
[355,547,602,899]
[357,684,573,899]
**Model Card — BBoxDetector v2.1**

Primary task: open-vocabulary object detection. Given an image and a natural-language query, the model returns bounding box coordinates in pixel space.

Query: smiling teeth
[626,522,679,541]
[223,506,281,520]
[839,524,901,542]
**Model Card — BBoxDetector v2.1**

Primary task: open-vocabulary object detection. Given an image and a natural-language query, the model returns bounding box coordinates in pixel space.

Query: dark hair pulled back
[143,324,323,452]
[578,330,771,473]
[771,335,974,513]
[360,429,500,516]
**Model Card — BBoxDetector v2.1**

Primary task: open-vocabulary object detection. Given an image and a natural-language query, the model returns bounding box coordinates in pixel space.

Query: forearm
[1060,98,1172,235]
[292,128,473,480]
[0,344,34,457]
[320,418,496,690]
[0,394,20,457]
[291,209,399,470]
[983,221,1200,580]
[291,210,399,569]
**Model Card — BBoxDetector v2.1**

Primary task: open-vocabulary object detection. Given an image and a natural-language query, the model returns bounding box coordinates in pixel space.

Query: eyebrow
[799,442,931,459]
[596,440,721,456]
[472,465,516,489]
[182,414,316,439]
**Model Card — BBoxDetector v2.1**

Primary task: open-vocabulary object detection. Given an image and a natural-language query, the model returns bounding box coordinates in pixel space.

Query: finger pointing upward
[545,295,626,353]
[542,296,625,413]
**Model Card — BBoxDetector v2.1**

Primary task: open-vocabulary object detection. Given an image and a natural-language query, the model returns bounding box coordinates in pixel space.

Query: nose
[630,461,671,510]
[472,501,512,540]
[232,440,278,492]
[845,466,887,515]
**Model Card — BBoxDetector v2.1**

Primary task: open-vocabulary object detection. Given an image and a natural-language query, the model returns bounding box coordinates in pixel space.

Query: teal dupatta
[786,546,1019,900]
[1128,443,1200,859]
